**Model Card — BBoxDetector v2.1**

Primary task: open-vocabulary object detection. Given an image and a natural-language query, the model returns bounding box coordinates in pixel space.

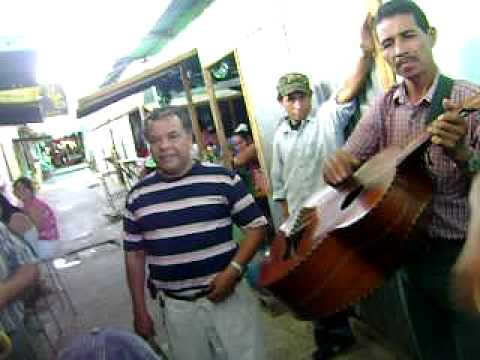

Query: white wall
[106,0,479,223]
[84,113,138,174]
[149,0,480,165]
[82,92,143,171]
[418,0,480,83]
[109,0,480,158]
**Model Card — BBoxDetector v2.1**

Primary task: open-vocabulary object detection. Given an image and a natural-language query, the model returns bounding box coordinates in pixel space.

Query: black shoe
[312,348,333,360]
[312,338,356,360]
[329,338,356,356]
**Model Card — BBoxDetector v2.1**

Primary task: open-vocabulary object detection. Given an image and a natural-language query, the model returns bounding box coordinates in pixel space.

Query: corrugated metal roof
[77,49,198,118]
[101,0,214,87]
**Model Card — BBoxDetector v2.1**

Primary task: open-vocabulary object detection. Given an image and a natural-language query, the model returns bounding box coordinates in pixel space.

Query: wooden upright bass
[260,133,432,319]
[260,85,480,320]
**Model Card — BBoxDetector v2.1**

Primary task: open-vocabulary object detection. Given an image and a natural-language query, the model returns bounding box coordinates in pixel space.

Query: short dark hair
[376,0,430,34]
[13,177,35,193]
[144,107,192,142]
[234,130,252,144]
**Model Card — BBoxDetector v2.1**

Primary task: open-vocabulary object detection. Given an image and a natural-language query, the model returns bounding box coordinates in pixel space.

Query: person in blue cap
[56,328,164,360]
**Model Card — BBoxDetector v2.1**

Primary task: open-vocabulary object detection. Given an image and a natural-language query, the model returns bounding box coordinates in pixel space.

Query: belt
[162,289,211,302]
[413,235,465,255]
[425,235,464,246]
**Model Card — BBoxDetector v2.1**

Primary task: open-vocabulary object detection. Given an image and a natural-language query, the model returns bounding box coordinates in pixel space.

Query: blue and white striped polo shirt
[123,162,267,293]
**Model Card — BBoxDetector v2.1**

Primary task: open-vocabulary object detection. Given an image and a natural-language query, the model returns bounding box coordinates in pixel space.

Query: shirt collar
[279,108,317,134]
[393,72,441,106]
[155,161,197,182]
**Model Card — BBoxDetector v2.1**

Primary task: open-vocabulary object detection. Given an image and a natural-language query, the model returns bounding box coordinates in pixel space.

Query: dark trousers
[399,239,480,360]
[313,309,354,358]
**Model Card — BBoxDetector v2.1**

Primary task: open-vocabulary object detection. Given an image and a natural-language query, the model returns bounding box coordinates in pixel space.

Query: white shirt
[271,98,357,216]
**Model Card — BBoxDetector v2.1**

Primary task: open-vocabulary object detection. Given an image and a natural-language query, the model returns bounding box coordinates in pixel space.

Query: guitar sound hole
[341,185,364,210]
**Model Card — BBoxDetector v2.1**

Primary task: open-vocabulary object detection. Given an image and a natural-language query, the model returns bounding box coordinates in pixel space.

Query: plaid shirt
[344,74,480,240]
[0,223,37,333]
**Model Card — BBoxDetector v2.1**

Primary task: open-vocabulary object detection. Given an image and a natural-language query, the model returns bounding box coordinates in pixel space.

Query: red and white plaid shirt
[344,74,480,241]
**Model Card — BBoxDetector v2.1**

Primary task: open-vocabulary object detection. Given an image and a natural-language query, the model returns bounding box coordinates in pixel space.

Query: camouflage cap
[277,73,312,97]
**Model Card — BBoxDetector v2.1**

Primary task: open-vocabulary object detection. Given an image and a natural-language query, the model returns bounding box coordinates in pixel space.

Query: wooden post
[233,49,270,194]
[203,68,232,168]
[180,64,205,153]
[367,0,396,90]
[0,144,13,181]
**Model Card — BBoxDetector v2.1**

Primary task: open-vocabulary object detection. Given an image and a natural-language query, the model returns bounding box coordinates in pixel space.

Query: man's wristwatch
[229,260,245,278]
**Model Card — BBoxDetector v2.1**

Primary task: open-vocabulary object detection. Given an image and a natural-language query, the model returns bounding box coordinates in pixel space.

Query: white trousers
[22,227,39,254]
[161,281,265,360]
[37,240,59,260]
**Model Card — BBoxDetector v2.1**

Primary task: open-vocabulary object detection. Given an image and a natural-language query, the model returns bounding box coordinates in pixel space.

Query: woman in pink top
[13,177,59,259]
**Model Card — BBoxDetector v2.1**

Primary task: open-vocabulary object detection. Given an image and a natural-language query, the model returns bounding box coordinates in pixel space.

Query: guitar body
[260,145,433,319]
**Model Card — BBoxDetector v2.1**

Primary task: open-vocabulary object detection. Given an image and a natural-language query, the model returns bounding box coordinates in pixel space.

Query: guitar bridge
[280,207,314,259]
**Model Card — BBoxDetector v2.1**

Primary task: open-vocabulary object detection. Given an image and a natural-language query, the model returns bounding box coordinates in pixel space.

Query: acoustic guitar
[260,93,480,320]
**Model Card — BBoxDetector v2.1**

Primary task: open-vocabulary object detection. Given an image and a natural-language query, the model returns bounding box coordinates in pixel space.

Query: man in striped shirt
[324,1,480,359]
[124,107,267,360]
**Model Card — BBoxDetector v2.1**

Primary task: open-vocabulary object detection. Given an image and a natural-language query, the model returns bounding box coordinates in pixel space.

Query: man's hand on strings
[428,99,468,159]
[323,149,361,186]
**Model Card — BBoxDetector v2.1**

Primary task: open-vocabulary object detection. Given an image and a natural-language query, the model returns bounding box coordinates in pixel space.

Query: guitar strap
[421,74,454,169]
[426,74,454,124]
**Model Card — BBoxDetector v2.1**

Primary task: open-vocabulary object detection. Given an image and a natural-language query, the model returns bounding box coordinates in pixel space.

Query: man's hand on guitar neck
[323,149,361,186]
[428,98,470,163]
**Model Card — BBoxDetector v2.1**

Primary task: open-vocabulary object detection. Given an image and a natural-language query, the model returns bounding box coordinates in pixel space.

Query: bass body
[260,143,432,319]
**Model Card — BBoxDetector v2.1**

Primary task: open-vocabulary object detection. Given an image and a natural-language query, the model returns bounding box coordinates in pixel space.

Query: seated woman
[13,177,59,260]
[0,193,39,253]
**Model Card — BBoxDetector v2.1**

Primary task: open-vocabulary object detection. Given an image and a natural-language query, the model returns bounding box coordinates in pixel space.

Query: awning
[0,50,37,90]
[0,86,42,104]
[0,104,43,125]
[101,0,214,86]
[77,49,198,118]
[0,86,43,125]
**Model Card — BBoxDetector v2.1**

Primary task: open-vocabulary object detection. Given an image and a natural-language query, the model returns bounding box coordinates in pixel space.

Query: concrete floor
[36,166,397,359]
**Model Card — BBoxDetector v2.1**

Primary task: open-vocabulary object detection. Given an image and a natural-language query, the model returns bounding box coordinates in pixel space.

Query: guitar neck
[395,131,432,166]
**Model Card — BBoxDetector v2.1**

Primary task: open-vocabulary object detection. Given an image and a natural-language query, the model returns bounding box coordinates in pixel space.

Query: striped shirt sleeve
[0,223,37,267]
[123,193,145,252]
[228,173,268,229]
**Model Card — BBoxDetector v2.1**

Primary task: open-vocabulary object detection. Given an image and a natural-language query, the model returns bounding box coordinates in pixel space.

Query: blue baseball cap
[56,328,164,360]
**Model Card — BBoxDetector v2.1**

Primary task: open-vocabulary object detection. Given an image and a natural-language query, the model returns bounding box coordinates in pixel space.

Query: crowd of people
[123,2,480,360]
[0,176,60,359]
[1,0,480,359]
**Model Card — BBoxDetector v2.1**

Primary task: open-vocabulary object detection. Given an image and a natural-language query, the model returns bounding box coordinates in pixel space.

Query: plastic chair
[23,256,77,356]
[42,257,77,316]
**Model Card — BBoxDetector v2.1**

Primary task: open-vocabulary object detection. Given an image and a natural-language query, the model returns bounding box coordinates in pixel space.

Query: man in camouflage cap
[270,16,375,360]
[277,73,312,98]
